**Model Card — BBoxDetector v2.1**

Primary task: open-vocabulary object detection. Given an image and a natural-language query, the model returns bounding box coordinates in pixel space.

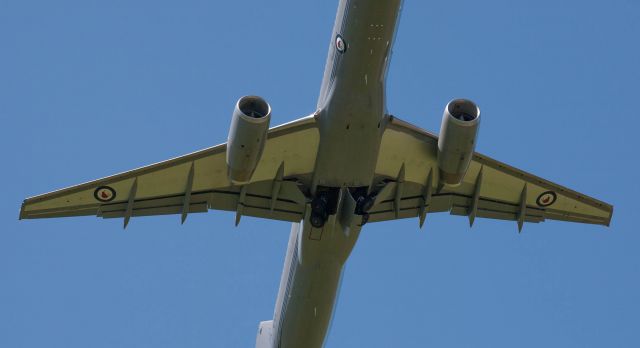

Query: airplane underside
[18,1,613,348]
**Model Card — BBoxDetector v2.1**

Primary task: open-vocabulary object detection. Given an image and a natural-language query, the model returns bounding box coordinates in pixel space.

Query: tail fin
[255,320,274,348]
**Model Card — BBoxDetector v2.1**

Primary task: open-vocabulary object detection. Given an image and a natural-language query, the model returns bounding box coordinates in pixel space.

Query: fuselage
[265,1,403,347]
[313,0,403,189]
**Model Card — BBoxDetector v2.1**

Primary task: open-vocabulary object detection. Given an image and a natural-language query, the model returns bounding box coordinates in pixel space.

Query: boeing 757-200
[20,1,613,347]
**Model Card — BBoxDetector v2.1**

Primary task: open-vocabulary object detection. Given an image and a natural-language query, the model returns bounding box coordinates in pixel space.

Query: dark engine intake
[226,96,271,184]
[437,99,480,186]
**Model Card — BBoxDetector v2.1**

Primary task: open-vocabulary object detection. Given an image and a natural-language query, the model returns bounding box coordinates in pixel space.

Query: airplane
[20,0,613,347]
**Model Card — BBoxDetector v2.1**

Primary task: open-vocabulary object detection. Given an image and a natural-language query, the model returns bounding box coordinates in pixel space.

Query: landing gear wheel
[310,194,330,228]
[311,195,328,213]
[310,212,326,228]
[360,196,375,213]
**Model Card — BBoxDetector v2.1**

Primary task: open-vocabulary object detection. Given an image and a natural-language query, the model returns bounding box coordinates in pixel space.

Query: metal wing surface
[20,116,319,226]
[368,116,613,230]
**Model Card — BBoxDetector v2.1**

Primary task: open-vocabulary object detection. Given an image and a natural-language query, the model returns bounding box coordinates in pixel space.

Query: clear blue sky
[2,0,638,347]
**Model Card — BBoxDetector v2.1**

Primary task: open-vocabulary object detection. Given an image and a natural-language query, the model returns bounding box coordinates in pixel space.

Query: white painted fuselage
[257,1,403,347]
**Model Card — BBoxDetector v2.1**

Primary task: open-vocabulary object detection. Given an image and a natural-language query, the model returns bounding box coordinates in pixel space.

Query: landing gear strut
[355,195,375,215]
[353,188,376,226]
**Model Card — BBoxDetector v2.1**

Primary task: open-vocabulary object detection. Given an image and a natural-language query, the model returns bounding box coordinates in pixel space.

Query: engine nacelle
[437,99,481,186]
[226,96,271,184]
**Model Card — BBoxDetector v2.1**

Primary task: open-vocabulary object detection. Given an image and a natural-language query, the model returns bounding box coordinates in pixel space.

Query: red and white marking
[536,191,556,207]
[336,35,346,53]
[94,186,116,202]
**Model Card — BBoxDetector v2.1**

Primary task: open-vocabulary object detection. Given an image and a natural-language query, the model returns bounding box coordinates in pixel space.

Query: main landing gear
[310,189,338,228]
[310,195,330,228]
[353,187,375,226]
[309,187,377,229]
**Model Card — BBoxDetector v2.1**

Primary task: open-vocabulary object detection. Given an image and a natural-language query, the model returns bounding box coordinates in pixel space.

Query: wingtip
[606,206,614,227]
[18,201,26,220]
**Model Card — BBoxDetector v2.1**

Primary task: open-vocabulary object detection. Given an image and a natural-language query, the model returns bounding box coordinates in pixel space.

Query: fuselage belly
[270,1,403,347]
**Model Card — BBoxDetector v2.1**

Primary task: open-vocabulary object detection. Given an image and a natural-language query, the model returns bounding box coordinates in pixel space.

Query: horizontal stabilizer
[256,320,274,348]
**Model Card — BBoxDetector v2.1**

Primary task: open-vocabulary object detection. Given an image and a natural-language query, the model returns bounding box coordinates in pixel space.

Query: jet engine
[437,99,480,186]
[226,96,272,184]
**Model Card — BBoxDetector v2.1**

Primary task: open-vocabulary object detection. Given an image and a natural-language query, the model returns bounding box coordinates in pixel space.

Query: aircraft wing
[368,116,613,230]
[20,116,319,227]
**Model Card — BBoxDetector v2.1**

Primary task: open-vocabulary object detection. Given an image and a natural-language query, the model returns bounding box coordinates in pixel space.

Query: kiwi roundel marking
[536,191,557,207]
[94,186,116,202]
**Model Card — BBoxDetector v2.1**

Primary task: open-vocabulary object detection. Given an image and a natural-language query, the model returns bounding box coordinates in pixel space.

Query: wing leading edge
[369,116,613,229]
[20,116,319,227]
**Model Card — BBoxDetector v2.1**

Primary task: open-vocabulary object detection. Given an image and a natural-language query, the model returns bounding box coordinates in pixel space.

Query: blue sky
[2,0,639,347]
